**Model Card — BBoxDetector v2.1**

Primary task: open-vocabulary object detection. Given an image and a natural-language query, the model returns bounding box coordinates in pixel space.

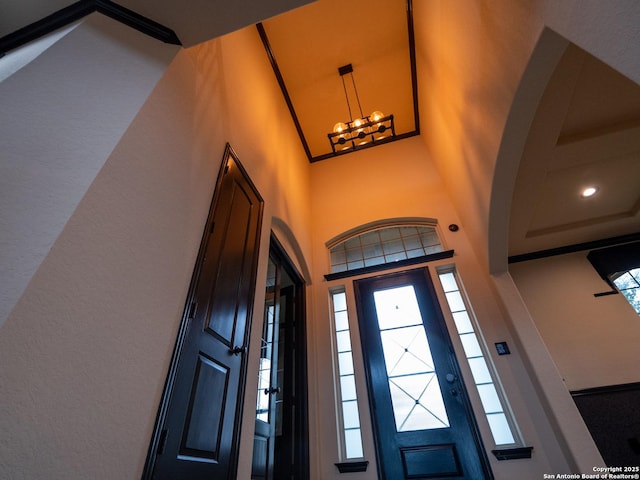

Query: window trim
[325,217,440,249]
[329,286,366,463]
[587,241,640,289]
[325,250,454,281]
[435,266,524,449]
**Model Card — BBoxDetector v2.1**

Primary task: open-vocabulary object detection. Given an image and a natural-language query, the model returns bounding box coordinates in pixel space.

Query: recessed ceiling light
[581,186,599,198]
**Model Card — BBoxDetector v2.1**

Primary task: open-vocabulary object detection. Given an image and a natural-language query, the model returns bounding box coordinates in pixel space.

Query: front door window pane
[373,286,450,432]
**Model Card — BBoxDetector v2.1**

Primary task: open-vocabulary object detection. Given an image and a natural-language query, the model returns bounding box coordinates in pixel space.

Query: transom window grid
[611,268,640,314]
[330,226,443,274]
[331,288,365,460]
[437,270,519,446]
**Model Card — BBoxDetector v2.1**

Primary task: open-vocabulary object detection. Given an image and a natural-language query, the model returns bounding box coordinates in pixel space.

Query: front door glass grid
[373,285,450,431]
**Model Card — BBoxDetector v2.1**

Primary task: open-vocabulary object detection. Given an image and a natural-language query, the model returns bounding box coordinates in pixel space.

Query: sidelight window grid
[330,226,443,273]
[330,287,365,460]
[437,269,519,446]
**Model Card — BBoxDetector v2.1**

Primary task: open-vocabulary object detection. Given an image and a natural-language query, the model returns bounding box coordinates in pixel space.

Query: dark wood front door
[355,268,492,479]
[144,145,264,480]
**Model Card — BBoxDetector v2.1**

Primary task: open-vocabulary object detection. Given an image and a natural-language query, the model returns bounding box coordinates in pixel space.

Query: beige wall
[413,0,640,273]
[510,252,640,391]
[2,1,639,479]
[0,13,179,328]
[0,19,312,480]
[307,137,578,478]
[408,1,638,473]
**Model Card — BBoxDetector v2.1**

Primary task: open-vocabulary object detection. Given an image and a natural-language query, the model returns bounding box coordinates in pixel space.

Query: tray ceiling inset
[259,0,418,162]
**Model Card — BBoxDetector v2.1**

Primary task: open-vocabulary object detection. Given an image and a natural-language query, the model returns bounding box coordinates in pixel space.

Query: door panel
[355,268,492,480]
[202,176,256,345]
[144,145,263,480]
[181,354,228,458]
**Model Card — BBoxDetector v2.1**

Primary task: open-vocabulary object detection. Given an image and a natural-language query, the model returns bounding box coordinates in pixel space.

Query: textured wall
[0,18,313,479]
[510,252,640,391]
[0,13,179,328]
[0,45,221,480]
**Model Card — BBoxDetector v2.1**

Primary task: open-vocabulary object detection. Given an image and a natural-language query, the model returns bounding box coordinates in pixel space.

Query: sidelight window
[330,288,364,459]
[437,269,519,446]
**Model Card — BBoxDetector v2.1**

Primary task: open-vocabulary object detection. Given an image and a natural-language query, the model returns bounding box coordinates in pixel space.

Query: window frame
[329,286,366,462]
[435,265,523,448]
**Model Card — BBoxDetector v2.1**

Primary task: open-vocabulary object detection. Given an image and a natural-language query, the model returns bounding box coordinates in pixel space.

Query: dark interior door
[355,268,492,480]
[144,145,264,480]
[251,237,309,480]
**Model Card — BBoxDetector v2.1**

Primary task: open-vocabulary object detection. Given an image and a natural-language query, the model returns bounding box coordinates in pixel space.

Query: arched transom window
[329,223,443,274]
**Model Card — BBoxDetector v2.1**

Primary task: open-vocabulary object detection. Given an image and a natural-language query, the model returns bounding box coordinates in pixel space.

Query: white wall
[510,252,640,391]
[3,1,638,478]
[0,0,315,47]
[410,1,638,473]
[413,0,640,273]
[0,18,312,480]
[307,137,578,479]
[0,39,221,480]
[0,13,179,328]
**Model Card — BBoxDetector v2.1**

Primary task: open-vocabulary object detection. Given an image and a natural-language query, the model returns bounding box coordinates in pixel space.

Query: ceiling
[260,0,417,161]
[258,1,640,256]
[2,0,639,259]
[509,43,640,257]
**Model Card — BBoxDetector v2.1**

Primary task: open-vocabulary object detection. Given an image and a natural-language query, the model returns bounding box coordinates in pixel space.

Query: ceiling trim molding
[507,232,640,264]
[406,0,420,134]
[255,22,313,160]
[0,0,181,57]
[257,0,420,163]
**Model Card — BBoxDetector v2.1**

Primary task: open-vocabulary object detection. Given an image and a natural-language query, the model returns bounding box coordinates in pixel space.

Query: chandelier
[328,64,395,154]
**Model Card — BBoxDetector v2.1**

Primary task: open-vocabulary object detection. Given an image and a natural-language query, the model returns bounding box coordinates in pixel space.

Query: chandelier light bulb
[370,111,384,122]
[333,122,348,133]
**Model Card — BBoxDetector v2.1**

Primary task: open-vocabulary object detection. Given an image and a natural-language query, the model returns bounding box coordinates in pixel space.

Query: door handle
[229,345,246,355]
[445,373,457,383]
[264,386,280,395]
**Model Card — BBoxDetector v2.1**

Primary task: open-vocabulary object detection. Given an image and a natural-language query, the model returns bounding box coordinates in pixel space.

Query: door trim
[269,233,310,479]
[143,144,264,479]
[354,266,493,479]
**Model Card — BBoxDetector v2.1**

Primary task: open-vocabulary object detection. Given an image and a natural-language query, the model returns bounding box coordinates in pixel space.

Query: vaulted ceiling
[2,0,639,259]
[260,0,418,160]
[509,43,640,256]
